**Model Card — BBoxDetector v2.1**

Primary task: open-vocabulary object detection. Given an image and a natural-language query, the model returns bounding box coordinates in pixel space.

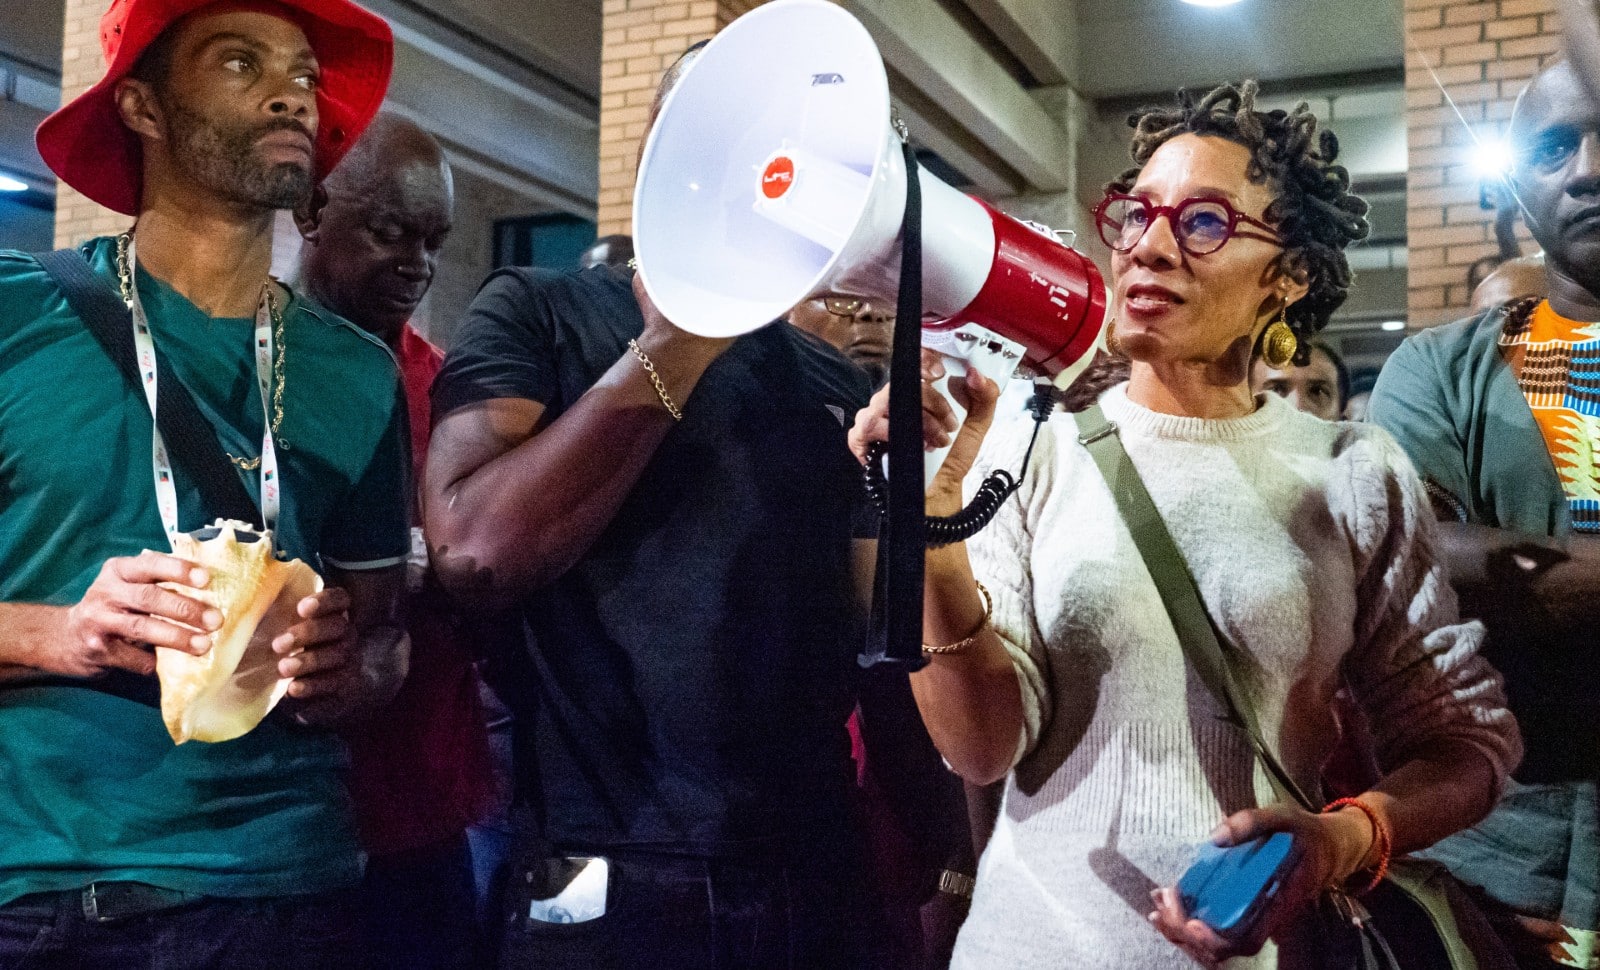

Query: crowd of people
[1,0,1599,969]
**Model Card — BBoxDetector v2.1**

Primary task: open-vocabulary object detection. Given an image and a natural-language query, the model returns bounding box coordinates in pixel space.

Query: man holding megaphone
[424,43,887,970]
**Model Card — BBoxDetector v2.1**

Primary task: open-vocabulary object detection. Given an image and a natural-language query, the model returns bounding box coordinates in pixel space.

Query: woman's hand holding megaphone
[847,348,999,515]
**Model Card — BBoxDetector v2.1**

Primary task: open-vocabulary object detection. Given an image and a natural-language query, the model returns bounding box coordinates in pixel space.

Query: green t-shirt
[0,237,409,905]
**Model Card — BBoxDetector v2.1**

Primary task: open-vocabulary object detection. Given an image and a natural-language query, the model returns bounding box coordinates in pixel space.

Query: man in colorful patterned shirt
[1370,61,1600,969]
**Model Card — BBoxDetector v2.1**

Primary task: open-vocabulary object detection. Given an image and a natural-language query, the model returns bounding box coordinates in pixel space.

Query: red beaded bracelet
[1321,797,1392,895]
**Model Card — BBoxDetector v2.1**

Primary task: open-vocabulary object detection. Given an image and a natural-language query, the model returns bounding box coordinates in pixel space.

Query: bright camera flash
[0,176,27,193]
[1472,140,1515,178]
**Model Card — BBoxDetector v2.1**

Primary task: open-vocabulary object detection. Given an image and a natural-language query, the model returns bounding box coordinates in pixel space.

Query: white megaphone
[633,0,1108,482]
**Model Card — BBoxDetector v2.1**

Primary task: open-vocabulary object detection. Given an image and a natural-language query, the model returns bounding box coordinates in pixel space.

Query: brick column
[1404,0,1562,328]
[54,0,128,248]
[597,0,762,236]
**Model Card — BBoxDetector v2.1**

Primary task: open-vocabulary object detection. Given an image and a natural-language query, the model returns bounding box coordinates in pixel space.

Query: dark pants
[467,823,514,962]
[0,885,358,970]
[499,850,878,970]
[360,832,479,970]
[467,676,518,961]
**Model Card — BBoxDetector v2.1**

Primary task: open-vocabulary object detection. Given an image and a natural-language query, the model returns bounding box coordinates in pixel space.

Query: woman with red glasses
[850,82,1520,968]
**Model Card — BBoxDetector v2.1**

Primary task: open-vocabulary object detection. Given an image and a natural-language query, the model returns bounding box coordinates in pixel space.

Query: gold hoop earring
[1105,318,1122,356]
[1259,309,1297,370]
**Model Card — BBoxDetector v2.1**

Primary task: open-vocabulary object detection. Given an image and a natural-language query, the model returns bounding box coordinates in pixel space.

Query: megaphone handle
[874,352,967,487]
[923,356,969,486]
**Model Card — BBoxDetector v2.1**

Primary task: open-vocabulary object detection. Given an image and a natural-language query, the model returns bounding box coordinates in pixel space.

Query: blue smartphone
[1176,831,1302,948]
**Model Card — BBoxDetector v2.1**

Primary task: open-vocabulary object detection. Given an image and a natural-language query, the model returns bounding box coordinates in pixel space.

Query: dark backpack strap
[35,248,262,529]
[1073,404,1314,811]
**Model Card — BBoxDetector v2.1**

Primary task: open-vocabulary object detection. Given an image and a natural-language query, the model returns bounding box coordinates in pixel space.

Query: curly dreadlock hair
[1109,81,1371,364]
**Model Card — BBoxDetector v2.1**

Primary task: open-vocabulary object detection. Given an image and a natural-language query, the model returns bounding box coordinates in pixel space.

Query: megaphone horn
[633,0,1108,475]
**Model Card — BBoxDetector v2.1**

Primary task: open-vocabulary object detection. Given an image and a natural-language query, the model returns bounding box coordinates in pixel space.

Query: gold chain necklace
[115,231,287,470]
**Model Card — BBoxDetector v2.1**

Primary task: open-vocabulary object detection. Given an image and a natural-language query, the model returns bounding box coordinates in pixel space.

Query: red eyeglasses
[1093,192,1282,257]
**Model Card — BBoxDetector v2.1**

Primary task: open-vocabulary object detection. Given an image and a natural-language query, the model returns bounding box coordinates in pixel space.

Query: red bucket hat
[36,0,393,216]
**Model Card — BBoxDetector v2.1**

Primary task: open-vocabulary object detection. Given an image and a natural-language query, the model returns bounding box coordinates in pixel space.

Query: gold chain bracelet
[626,339,683,421]
[923,581,993,655]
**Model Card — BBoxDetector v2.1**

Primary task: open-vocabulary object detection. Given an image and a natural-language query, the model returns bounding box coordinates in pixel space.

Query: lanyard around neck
[124,236,282,544]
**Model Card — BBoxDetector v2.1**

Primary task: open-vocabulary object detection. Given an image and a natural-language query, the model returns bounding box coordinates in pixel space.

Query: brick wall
[54,0,127,248]
[597,0,761,237]
[1405,0,1563,327]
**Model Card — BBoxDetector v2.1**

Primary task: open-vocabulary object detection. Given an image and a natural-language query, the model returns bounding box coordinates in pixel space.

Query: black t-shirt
[433,266,873,861]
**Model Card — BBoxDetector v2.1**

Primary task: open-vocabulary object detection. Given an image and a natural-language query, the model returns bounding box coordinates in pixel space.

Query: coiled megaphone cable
[862,384,1057,547]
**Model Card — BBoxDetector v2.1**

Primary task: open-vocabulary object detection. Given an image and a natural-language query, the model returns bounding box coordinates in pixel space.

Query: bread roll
[154,519,322,744]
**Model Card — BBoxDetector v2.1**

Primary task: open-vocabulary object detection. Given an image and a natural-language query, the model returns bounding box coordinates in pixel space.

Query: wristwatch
[938,869,976,900]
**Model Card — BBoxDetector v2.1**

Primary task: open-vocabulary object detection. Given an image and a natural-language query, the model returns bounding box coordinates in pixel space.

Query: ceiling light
[0,176,27,193]
[1471,139,1515,178]
[1381,320,1406,332]
[1181,0,1245,6]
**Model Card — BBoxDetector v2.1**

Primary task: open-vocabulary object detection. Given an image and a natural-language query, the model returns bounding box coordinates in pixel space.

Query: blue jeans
[499,850,878,970]
[466,822,513,958]
[0,886,358,970]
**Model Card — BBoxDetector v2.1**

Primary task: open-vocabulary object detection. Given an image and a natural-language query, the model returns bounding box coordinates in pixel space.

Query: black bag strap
[863,139,928,669]
[1072,403,1314,812]
[35,248,262,529]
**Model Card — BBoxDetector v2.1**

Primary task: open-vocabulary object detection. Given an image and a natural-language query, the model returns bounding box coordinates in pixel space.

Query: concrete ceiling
[0,1,64,76]
[0,0,64,196]
[366,0,599,214]
[851,0,1406,193]
[1069,0,1403,97]
[376,0,601,102]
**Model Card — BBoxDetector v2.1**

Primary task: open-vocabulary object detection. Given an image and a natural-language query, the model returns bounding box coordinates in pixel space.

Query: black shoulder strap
[863,139,928,669]
[1073,403,1315,812]
[35,248,262,529]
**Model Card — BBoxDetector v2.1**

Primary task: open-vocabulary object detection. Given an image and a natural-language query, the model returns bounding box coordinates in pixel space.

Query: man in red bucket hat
[36,0,392,217]
[0,1,412,966]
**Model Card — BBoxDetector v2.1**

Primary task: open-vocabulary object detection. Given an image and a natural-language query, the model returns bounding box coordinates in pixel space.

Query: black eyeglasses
[1093,192,1282,257]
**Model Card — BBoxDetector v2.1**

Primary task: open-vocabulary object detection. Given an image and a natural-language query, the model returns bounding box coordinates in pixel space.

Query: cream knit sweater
[952,383,1522,970]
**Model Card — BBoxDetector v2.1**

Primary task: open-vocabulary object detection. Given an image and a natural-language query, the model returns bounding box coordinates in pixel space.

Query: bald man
[296,115,493,970]
[298,114,454,350]
[1371,62,1600,968]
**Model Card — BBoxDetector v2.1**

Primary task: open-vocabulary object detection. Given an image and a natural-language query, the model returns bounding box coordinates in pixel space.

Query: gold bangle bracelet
[923,581,992,655]
[626,338,683,421]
